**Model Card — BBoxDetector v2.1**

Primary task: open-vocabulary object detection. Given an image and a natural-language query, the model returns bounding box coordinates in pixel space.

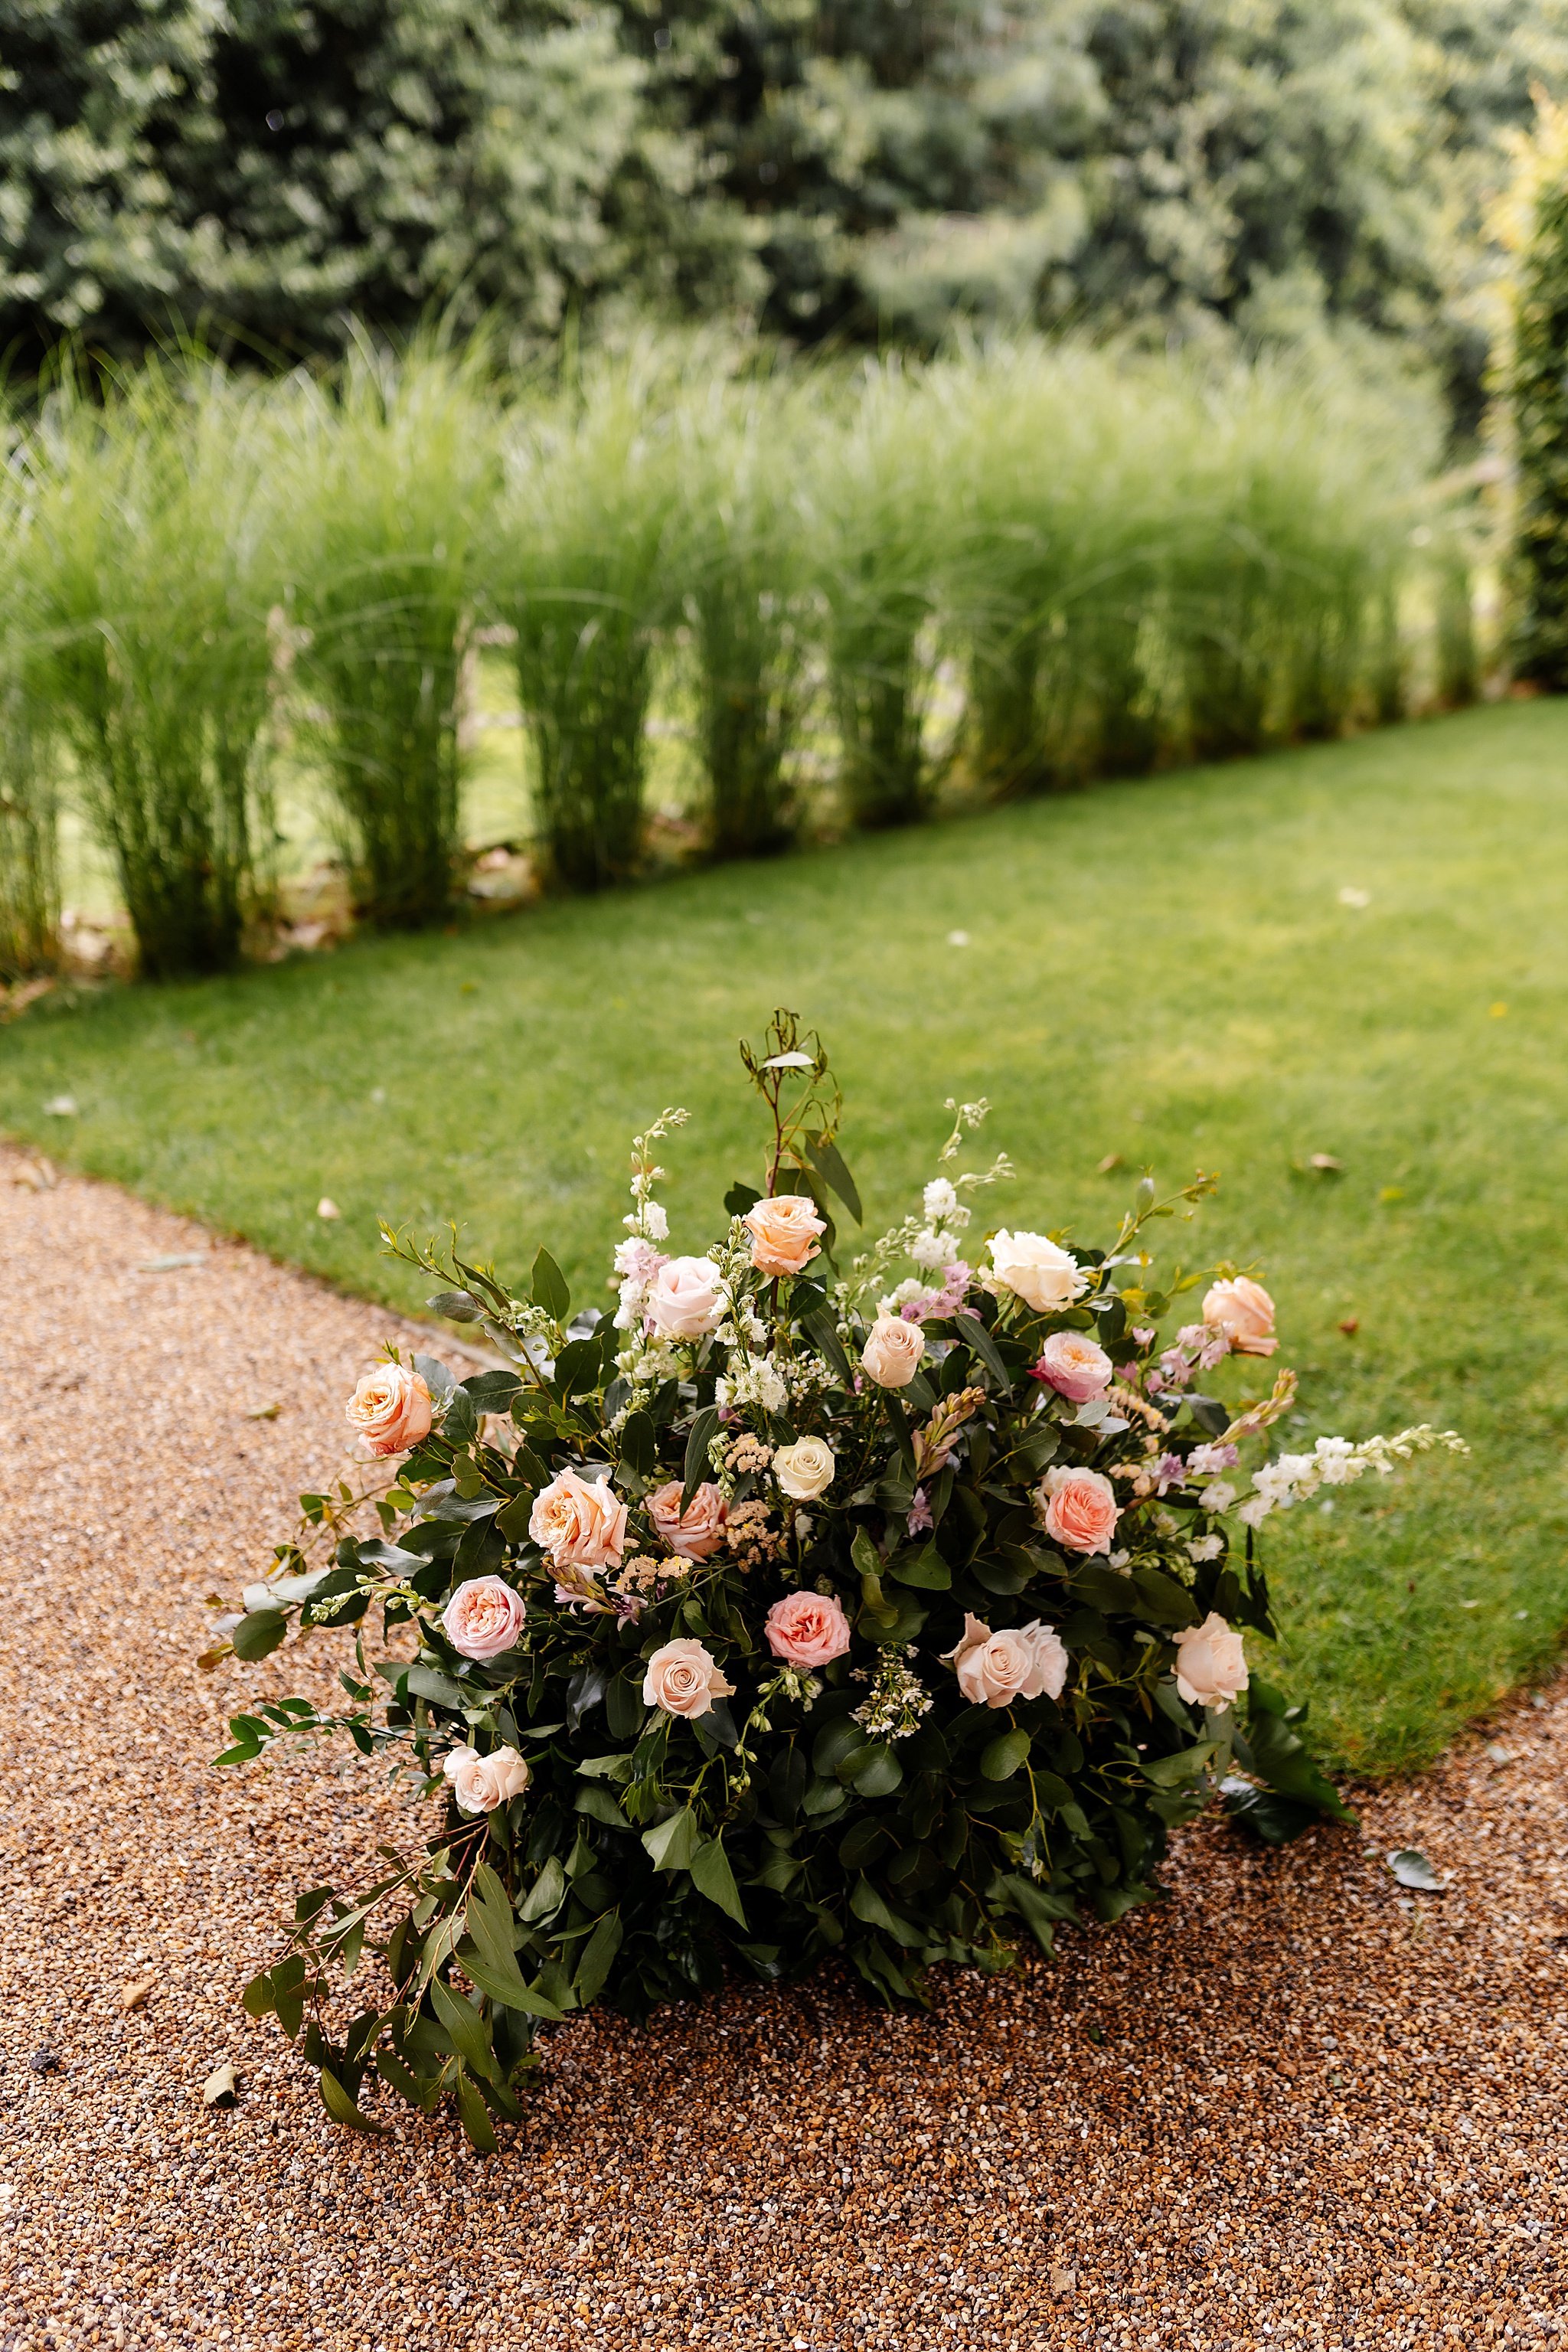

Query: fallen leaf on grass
[1096,1153,1124,1174]
[1387,1848,1445,1892]
[316,1197,341,1221]
[43,1094,77,1117]
[1338,1316,1360,1335]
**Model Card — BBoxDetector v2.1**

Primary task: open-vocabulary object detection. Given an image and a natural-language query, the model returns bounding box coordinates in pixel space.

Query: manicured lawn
[7,701,1567,1775]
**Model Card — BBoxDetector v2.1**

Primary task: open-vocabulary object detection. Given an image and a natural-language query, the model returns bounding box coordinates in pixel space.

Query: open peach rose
[345,1362,433,1456]
[642,1638,735,1719]
[529,1467,629,1572]
[646,1479,728,1561]
[861,1315,926,1389]
[764,1589,851,1668]
[441,1575,527,1660]
[1039,1463,1119,1555]
[1032,1329,1112,1403]
[743,1194,825,1277]
[1202,1276,1278,1357]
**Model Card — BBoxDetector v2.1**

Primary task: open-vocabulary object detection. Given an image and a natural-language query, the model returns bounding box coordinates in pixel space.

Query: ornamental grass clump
[0,458,58,979]
[217,1012,1462,2145]
[279,340,498,929]
[488,363,678,892]
[24,364,279,978]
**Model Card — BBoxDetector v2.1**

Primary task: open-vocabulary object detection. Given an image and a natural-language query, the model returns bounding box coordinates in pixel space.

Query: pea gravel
[2,1150,1565,2352]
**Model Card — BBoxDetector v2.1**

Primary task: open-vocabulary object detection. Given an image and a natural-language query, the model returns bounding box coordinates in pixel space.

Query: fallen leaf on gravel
[202,2061,238,2107]
[1050,2265,1077,2296]
[244,1402,282,1420]
[1387,1847,1446,1891]
[11,1158,57,1190]
[119,1981,153,2013]
[137,1252,206,1272]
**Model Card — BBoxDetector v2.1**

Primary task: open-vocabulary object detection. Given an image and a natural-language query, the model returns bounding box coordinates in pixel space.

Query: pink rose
[1202,1276,1277,1357]
[861,1315,926,1389]
[345,1362,433,1456]
[645,1255,724,1339]
[646,1478,728,1561]
[942,1613,1070,1707]
[529,1467,629,1571]
[642,1637,735,1719]
[442,1744,530,1815]
[743,1194,826,1278]
[1032,1330,1112,1403]
[1172,1612,1250,1711]
[1040,1464,1119,1555]
[765,1589,851,1668]
[441,1574,528,1660]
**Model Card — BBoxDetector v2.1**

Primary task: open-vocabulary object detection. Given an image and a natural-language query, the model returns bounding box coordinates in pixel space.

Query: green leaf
[1129,1567,1201,1628]
[430,1975,495,2074]
[318,2066,386,2135]
[531,1246,570,1323]
[724,1180,762,1217]
[801,1307,854,1388]
[981,1727,1032,1781]
[952,1309,1008,1386]
[848,1875,923,1945]
[805,1131,863,1223]
[1140,1740,1218,1788]
[642,1808,700,1872]
[456,1939,564,2018]
[691,1836,748,1926]
[455,2067,498,2153]
[520,1856,567,1922]
[619,1410,657,1479]
[230,1609,287,1661]
[681,1406,721,1511]
[407,1663,467,1711]
[1241,1707,1356,1824]
[849,1743,903,1798]
[427,1289,481,1322]
[573,1909,624,2006]
[888,1542,950,1591]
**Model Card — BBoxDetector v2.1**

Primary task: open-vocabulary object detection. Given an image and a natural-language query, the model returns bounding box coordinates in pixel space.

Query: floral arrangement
[216,1014,1463,2144]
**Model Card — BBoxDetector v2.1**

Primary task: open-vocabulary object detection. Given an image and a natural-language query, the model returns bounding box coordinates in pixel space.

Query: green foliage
[279,340,499,928]
[0,459,57,980]
[1506,99,1568,688]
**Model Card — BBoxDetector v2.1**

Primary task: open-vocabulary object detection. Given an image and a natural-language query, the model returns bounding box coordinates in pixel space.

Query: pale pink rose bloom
[642,1637,735,1719]
[1032,1329,1113,1403]
[1040,1464,1120,1555]
[443,1744,531,1815]
[645,1254,725,1339]
[529,1467,629,1572]
[1201,1276,1278,1357]
[861,1315,926,1389]
[942,1612,1035,1708]
[345,1362,433,1455]
[1015,1619,1070,1700]
[743,1194,826,1277]
[764,1589,851,1668]
[646,1478,728,1561]
[441,1574,528,1659]
[987,1230,1087,1312]
[1172,1612,1250,1711]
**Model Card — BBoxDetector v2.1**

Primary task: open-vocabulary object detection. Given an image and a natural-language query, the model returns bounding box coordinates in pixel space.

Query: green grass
[5,701,1566,1775]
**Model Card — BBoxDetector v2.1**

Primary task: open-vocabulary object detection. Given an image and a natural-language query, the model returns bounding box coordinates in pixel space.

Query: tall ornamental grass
[488,365,678,892]
[677,374,815,861]
[279,341,498,929]
[24,367,278,978]
[0,449,58,979]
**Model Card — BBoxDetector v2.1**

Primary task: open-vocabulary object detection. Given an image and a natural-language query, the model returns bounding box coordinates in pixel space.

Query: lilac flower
[1189,1441,1240,1477]
[906,1487,933,1537]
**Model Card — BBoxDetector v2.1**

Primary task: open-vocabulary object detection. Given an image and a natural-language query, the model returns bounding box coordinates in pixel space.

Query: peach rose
[345,1362,433,1456]
[646,1478,728,1561]
[861,1315,926,1389]
[1033,1330,1112,1403]
[773,1436,836,1501]
[529,1467,629,1571]
[1040,1464,1119,1555]
[642,1637,735,1720]
[645,1255,724,1340]
[942,1612,1069,1708]
[743,1194,825,1277]
[441,1574,528,1660]
[1171,1612,1250,1711]
[987,1230,1087,1313]
[442,1744,530,1815]
[764,1588,851,1668]
[1202,1276,1277,1357]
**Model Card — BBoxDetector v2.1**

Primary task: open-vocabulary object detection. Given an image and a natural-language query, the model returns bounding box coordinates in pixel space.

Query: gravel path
[2,1148,1565,2352]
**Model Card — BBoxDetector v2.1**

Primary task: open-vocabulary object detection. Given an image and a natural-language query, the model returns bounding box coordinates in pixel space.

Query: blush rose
[1172,1612,1250,1710]
[529,1468,629,1572]
[642,1638,735,1719]
[442,1745,531,1815]
[743,1194,826,1277]
[764,1589,852,1668]
[1201,1276,1278,1357]
[645,1255,724,1339]
[1032,1329,1113,1403]
[987,1230,1087,1313]
[345,1362,433,1455]
[861,1315,926,1388]
[441,1575,527,1660]
[942,1612,1070,1707]
[1040,1464,1120,1555]
[646,1478,728,1561]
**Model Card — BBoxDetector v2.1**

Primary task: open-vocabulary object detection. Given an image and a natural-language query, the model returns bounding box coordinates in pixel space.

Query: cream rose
[743,1194,826,1278]
[942,1612,1069,1708]
[1171,1612,1250,1711]
[645,1255,725,1340]
[1033,1328,1112,1403]
[642,1637,735,1720]
[442,1744,531,1815]
[1040,1464,1120,1555]
[861,1315,926,1389]
[646,1478,727,1562]
[529,1467,629,1572]
[987,1230,1088,1314]
[1202,1276,1277,1357]
[345,1362,433,1456]
[764,1589,851,1668]
[441,1574,527,1660]
[773,1436,836,1501]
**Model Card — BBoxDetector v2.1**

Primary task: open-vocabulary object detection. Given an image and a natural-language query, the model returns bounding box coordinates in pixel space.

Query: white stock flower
[923,1178,959,1221]
[716,1353,789,1416]
[1198,1480,1237,1515]
[910,1227,951,1272]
